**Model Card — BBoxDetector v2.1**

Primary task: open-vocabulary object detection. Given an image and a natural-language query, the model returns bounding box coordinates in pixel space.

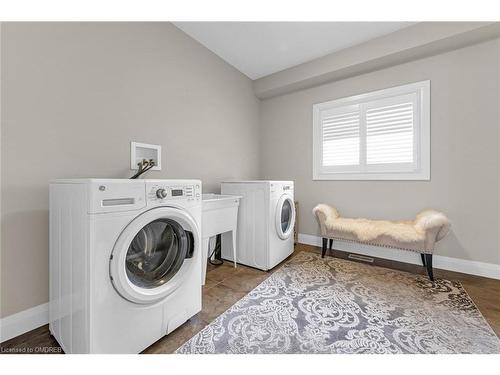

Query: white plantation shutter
[313,81,430,180]
[366,97,415,166]
[321,109,360,167]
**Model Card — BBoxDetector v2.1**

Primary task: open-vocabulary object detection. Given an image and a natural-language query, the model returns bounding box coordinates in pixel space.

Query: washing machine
[220,181,295,271]
[49,179,202,353]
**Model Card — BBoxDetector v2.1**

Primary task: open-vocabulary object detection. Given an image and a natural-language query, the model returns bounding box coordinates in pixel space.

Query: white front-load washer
[49,179,202,353]
[220,181,295,271]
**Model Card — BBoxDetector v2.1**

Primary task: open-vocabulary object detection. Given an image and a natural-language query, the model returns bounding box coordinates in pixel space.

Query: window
[313,81,430,180]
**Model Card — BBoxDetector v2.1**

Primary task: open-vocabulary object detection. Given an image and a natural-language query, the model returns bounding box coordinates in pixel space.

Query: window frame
[312,80,430,181]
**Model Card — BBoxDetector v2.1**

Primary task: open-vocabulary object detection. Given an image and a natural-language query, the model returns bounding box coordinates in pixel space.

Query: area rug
[176,252,500,354]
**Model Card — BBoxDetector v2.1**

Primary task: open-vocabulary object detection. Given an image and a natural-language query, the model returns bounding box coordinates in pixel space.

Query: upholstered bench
[313,204,450,281]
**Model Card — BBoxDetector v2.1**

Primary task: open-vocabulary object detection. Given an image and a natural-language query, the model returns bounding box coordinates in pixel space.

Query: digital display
[171,189,184,197]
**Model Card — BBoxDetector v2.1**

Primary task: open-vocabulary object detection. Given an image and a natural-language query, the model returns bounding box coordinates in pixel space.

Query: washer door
[110,207,199,304]
[275,195,296,240]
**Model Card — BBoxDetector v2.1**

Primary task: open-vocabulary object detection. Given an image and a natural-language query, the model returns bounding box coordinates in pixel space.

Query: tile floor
[1,244,499,354]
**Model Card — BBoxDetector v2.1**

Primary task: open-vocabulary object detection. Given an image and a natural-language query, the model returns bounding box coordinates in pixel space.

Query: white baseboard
[298,233,500,280]
[0,303,49,343]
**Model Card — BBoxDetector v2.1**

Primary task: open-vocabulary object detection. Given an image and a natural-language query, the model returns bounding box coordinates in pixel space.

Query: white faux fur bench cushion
[313,204,450,252]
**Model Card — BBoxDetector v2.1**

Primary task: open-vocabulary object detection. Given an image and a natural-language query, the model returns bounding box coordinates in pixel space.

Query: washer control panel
[147,182,201,202]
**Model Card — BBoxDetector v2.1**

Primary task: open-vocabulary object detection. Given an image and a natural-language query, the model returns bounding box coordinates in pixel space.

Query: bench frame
[322,237,434,281]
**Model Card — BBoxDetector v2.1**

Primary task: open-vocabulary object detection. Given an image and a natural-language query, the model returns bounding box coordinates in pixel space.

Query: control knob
[156,188,167,199]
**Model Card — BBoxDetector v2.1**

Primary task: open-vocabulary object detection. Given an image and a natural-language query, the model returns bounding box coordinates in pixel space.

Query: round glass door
[110,207,199,304]
[281,200,292,233]
[275,195,295,240]
[126,218,187,289]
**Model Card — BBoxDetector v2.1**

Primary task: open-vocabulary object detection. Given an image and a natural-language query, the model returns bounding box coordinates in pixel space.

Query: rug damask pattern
[176,252,500,354]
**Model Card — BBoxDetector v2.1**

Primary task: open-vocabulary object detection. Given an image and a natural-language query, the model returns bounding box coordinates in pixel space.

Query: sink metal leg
[232,229,237,268]
[201,237,210,285]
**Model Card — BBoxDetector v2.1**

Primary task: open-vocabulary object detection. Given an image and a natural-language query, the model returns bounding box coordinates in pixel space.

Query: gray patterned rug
[176,252,500,354]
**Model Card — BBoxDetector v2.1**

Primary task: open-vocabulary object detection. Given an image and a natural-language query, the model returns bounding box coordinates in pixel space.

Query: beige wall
[2,23,500,320]
[260,38,500,265]
[0,23,260,317]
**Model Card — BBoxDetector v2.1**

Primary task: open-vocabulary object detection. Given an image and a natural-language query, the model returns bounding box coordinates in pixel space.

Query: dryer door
[110,207,199,304]
[275,195,296,240]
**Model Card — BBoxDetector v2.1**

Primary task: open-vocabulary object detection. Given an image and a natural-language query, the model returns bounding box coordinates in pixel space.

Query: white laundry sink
[202,193,241,239]
[201,193,241,284]
[202,193,241,214]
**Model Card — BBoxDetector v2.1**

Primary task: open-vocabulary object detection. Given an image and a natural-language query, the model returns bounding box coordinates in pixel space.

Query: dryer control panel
[270,182,294,195]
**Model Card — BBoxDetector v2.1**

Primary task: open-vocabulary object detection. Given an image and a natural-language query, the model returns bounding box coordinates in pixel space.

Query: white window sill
[313,171,430,181]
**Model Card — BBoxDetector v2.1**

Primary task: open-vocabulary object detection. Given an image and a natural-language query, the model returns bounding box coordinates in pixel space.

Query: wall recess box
[130,142,161,170]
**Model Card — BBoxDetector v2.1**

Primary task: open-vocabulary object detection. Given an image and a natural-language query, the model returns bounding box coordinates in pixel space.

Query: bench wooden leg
[322,238,327,258]
[424,254,434,281]
[328,239,333,251]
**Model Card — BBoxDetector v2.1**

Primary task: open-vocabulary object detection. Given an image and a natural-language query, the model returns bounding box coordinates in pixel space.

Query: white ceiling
[174,22,415,79]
